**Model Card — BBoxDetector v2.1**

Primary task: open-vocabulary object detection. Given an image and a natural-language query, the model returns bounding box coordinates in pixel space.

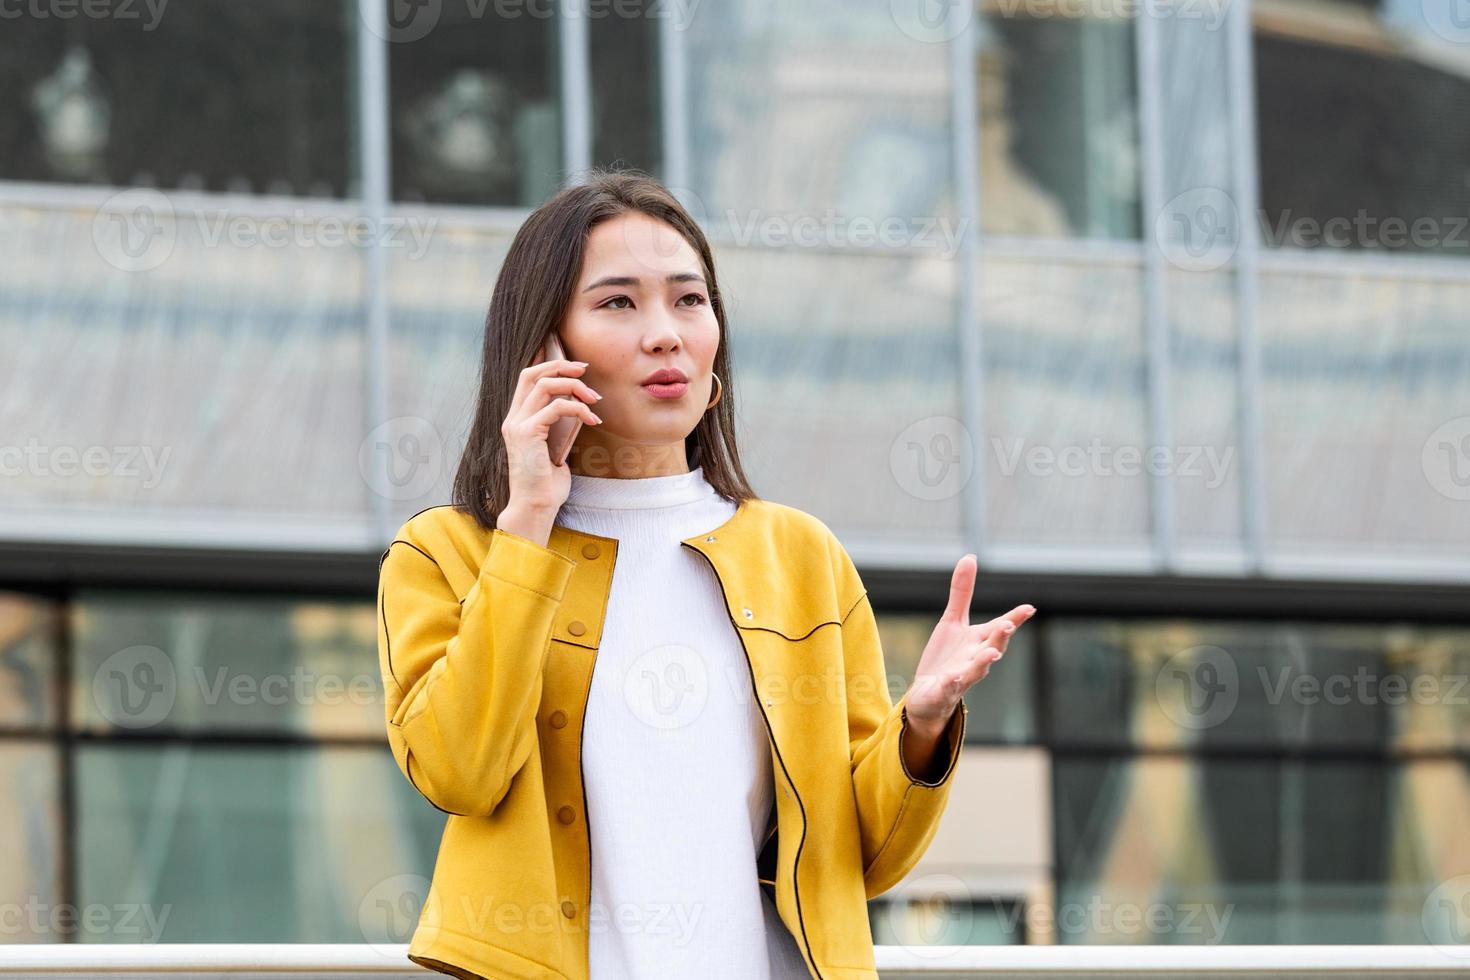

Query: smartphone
[541,332,584,467]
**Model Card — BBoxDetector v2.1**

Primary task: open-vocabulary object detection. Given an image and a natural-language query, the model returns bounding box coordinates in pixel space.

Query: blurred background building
[1,0,1468,952]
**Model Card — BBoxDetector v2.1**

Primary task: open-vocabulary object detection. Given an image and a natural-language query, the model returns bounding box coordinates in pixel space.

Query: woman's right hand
[500,349,603,517]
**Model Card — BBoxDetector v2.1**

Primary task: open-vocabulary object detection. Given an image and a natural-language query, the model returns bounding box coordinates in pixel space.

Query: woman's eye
[602,295,633,310]
[678,293,708,307]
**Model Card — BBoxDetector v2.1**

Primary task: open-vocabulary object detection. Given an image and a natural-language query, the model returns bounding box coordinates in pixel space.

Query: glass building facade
[2,0,1468,950]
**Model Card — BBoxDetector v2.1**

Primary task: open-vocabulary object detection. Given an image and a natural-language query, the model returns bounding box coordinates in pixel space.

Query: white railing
[2,944,1469,977]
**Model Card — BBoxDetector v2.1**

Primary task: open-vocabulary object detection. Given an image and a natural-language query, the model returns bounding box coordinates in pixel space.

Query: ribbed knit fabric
[554,465,811,979]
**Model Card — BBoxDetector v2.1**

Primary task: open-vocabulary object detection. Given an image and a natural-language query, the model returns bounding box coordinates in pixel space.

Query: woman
[376,169,1035,980]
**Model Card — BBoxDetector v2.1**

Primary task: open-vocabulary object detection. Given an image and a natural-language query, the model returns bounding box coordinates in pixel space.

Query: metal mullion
[356,0,393,550]
[951,3,986,566]
[559,0,593,180]
[1135,0,1178,573]
[1227,0,1268,573]
[657,5,689,189]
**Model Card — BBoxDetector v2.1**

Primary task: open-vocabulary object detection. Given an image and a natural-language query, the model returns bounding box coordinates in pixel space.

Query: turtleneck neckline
[563,465,718,511]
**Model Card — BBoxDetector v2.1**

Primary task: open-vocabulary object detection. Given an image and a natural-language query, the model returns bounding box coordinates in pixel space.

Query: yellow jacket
[376,496,967,980]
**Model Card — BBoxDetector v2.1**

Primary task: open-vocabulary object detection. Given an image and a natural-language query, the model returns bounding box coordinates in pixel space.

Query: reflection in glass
[1254,0,1470,255]
[0,741,60,943]
[0,2,352,196]
[71,593,381,738]
[1056,754,1470,943]
[683,0,953,220]
[76,744,443,942]
[1049,618,1470,751]
[589,0,662,177]
[390,4,560,207]
[0,592,57,730]
[975,4,1140,239]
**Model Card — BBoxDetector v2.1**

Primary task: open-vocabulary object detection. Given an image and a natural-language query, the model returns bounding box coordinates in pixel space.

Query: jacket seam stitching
[380,540,442,695]
[839,589,868,624]
[864,783,914,882]
[399,734,468,817]
[738,620,840,642]
[378,585,401,696]
[485,570,568,604]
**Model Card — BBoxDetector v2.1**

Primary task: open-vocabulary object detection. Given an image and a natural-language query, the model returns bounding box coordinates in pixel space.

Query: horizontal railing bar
[1,944,1467,974]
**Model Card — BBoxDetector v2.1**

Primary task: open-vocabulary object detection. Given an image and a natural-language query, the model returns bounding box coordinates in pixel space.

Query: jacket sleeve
[842,580,968,900]
[377,524,576,817]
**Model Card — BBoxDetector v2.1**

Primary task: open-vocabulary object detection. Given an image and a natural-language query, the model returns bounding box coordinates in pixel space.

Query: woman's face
[559,210,720,475]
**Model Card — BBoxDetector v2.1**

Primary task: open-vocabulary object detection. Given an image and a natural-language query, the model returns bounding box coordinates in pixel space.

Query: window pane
[980,256,1150,549]
[717,245,962,548]
[1049,619,1470,751]
[870,896,1025,946]
[1166,269,1242,555]
[589,0,661,176]
[0,592,58,730]
[1056,755,1470,944]
[685,0,953,219]
[0,740,61,943]
[76,744,443,942]
[874,610,1034,743]
[71,592,382,738]
[389,3,561,207]
[1254,0,1470,256]
[975,5,1140,239]
[1259,270,1470,559]
[0,1,353,196]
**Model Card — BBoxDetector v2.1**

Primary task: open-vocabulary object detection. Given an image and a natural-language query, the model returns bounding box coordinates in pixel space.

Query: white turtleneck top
[553,465,811,979]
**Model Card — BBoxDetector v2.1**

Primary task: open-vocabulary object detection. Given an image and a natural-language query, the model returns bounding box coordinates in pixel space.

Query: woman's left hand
[903,553,1035,736]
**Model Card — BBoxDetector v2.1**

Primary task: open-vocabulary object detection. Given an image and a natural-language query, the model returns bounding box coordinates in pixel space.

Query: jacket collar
[540,498,776,649]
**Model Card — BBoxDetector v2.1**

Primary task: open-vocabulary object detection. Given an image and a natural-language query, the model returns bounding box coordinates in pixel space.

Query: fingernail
[594,391,604,400]
[591,413,602,423]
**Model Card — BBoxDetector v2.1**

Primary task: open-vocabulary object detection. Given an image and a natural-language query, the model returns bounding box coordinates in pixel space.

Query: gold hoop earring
[706,373,723,410]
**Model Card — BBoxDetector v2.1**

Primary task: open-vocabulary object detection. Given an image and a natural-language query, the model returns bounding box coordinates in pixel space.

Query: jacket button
[742,608,753,620]
[558,805,576,825]
[550,709,568,729]
[581,543,600,560]
[561,900,576,918]
[568,621,586,636]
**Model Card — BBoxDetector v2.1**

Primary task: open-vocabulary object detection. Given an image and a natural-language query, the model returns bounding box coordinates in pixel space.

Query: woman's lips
[641,381,689,400]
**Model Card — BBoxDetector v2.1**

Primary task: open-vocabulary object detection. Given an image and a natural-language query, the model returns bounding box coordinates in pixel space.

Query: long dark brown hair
[452,167,758,531]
